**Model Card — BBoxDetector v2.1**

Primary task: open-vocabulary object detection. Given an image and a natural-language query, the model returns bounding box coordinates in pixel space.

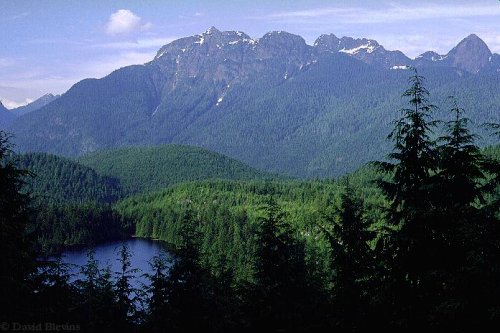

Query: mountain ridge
[6,28,500,178]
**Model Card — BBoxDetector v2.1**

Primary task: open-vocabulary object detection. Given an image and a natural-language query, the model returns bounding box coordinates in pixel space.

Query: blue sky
[1,0,499,108]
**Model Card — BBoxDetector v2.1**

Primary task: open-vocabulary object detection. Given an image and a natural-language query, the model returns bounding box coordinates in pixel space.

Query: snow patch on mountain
[390,65,410,70]
[339,42,377,55]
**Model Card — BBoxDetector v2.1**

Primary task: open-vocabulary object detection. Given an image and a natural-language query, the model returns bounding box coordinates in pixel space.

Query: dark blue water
[60,238,173,288]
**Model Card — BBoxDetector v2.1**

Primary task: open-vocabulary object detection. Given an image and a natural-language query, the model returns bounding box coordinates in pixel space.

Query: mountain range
[3,28,499,177]
[0,94,60,127]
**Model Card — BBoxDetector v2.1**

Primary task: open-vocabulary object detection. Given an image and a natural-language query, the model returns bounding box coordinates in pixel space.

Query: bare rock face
[153,27,313,90]
[314,34,411,69]
[445,34,492,73]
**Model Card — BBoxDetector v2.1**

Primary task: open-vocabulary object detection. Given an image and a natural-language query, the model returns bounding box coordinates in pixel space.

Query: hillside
[78,144,276,194]
[16,152,123,205]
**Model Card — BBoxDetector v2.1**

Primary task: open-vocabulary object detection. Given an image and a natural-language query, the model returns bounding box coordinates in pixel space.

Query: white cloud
[105,9,151,35]
[0,97,33,109]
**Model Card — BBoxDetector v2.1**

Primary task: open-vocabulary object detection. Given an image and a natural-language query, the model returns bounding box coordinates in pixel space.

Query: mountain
[414,34,498,73]
[0,101,16,128]
[314,34,411,69]
[77,144,277,194]
[11,93,60,117]
[7,28,500,178]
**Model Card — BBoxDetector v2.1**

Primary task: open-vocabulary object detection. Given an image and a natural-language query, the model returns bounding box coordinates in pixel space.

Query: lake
[59,238,173,289]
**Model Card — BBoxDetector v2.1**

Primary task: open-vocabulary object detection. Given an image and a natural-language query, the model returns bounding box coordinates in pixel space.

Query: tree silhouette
[373,69,440,328]
[0,130,35,321]
[321,182,374,330]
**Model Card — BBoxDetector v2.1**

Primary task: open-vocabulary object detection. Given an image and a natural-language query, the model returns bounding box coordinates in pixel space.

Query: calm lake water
[59,238,173,288]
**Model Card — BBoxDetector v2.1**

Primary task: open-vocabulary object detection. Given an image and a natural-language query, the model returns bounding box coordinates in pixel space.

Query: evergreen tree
[114,244,139,330]
[373,69,440,328]
[250,198,310,331]
[164,207,212,332]
[32,257,79,324]
[76,250,117,331]
[145,254,170,332]
[321,183,374,330]
[436,98,485,209]
[431,99,500,329]
[0,130,35,321]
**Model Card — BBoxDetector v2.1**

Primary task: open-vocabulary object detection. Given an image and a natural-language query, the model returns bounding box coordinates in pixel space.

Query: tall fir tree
[373,69,440,328]
[0,130,35,321]
[321,182,374,331]
[145,254,171,332]
[250,198,310,331]
[76,249,117,331]
[164,206,212,332]
[114,244,139,330]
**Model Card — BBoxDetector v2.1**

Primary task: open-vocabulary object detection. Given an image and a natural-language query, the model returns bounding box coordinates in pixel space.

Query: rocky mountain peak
[338,37,380,54]
[417,51,445,62]
[313,34,341,52]
[445,34,492,73]
[204,26,221,35]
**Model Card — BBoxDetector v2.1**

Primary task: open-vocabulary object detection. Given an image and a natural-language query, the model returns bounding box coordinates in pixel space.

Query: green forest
[1,71,499,331]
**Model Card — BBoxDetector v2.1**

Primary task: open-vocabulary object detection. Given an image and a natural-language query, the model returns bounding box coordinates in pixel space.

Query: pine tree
[76,249,117,331]
[436,98,484,210]
[375,68,438,212]
[33,257,79,324]
[164,206,212,332]
[373,69,439,328]
[114,244,139,329]
[320,182,374,330]
[430,99,500,329]
[0,130,35,321]
[145,254,170,332]
[251,198,310,331]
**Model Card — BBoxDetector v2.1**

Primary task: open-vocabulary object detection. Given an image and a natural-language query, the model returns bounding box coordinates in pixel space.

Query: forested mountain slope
[16,152,123,205]
[78,144,277,194]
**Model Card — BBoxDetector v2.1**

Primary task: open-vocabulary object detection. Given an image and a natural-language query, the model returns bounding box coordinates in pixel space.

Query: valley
[1,5,499,330]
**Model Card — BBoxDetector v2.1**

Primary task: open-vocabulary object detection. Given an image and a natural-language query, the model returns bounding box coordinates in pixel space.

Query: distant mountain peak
[338,37,380,55]
[10,93,60,117]
[204,26,221,35]
[445,33,491,73]
[416,51,445,62]
[464,33,482,42]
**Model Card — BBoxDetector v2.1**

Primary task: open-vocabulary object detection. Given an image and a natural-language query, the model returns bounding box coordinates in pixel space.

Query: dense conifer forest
[78,145,276,194]
[1,71,499,331]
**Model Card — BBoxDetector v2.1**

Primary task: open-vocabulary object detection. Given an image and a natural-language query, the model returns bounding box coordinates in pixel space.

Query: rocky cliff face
[445,34,492,73]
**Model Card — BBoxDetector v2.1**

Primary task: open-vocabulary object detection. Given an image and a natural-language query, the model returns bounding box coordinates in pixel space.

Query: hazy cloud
[0,58,16,68]
[262,3,500,23]
[106,9,151,35]
[93,37,177,50]
[0,11,29,22]
[81,51,155,77]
